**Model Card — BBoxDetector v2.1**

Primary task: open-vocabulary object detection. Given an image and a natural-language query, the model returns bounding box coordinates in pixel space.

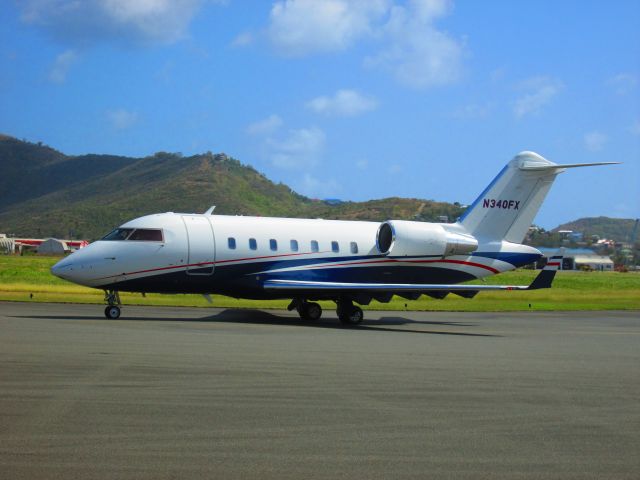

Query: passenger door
[182,215,215,275]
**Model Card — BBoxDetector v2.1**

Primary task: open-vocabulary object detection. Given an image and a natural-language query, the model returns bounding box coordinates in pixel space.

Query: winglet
[528,249,563,290]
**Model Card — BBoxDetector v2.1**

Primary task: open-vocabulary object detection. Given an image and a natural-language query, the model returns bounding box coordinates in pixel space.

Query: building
[538,247,614,271]
[1,236,88,254]
[37,238,70,255]
[0,234,15,254]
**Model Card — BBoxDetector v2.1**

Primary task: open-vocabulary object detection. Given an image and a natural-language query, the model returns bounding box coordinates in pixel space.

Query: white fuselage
[51,212,542,299]
[50,151,614,319]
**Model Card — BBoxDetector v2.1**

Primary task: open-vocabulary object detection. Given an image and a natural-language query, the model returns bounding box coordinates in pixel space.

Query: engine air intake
[376,222,394,254]
[376,220,478,257]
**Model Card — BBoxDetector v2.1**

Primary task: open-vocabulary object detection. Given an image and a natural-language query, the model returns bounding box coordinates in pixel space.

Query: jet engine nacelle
[376,220,478,257]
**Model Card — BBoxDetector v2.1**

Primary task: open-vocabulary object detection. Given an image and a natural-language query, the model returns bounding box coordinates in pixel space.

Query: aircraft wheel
[299,302,322,321]
[305,302,322,321]
[104,305,121,319]
[338,305,363,325]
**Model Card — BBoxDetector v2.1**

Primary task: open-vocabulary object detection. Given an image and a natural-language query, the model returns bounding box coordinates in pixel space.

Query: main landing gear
[104,290,121,319]
[336,299,363,326]
[288,299,323,321]
[287,297,364,325]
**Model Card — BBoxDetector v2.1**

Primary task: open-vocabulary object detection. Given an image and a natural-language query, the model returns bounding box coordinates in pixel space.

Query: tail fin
[459,151,618,244]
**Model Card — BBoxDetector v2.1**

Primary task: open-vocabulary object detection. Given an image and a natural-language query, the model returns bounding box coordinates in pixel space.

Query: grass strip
[1,255,638,311]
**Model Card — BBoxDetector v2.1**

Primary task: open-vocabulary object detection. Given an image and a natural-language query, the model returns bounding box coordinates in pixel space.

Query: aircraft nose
[51,259,74,280]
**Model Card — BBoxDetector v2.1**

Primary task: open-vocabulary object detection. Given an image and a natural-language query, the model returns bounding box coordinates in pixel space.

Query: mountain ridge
[0,135,462,239]
[1,135,634,242]
[553,217,638,242]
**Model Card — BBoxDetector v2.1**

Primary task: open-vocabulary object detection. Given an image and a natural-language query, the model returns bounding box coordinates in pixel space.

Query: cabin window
[128,229,163,241]
[290,239,299,252]
[270,239,277,251]
[249,238,257,250]
[311,240,319,252]
[350,241,358,254]
[331,241,339,253]
[102,228,133,241]
[228,237,236,249]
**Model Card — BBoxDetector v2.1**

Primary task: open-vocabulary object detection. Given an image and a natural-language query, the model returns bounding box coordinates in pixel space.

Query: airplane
[51,151,617,323]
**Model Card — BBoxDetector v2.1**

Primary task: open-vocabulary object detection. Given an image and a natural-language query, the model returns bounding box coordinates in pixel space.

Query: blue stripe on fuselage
[471,251,540,268]
[98,250,538,294]
[104,262,477,296]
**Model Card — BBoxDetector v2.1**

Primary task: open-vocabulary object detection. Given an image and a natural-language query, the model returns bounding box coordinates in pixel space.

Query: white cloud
[267,127,326,169]
[607,73,638,95]
[387,163,403,174]
[231,31,254,47]
[364,0,464,89]
[268,0,389,56]
[451,102,491,119]
[297,173,341,197]
[19,0,212,47]
[489,67,507,83]
[356,159,369,170]
[584,131,607,152]
[612,202,634,218]
[155,60,175,84]
[266,0,464,89]
[306,89,378,116]
[247,114,283,135]
[513,76,563,118]
[107,108,138,130]
[48,49,78,83]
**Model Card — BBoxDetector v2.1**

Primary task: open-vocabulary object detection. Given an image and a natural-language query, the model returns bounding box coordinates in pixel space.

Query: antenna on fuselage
[204,206,216,215]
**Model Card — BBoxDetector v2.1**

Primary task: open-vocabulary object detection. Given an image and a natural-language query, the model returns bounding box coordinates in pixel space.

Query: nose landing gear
[104,290,121,319]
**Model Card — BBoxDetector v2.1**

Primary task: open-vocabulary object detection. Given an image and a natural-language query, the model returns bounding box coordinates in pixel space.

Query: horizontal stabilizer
[459,152,620,245]
[528,250,563,290]
[520,162,620,171]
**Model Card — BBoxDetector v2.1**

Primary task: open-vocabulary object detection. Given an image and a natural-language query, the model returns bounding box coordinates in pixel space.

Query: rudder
[460,152,564,244]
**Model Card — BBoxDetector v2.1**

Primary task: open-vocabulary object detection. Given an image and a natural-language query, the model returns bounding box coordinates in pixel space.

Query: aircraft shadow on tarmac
[12,308,499,337]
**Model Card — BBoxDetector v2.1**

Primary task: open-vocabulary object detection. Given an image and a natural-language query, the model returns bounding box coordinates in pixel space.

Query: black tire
[104,305,121,319]
[338,305,363,325]
[299,302,322,321]
[305,302,322,321]
[347,306,363,325]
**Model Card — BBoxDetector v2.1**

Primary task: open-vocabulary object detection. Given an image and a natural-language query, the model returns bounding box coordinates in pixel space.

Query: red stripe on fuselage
[96,253,500,282]
[308,257,499,274]
[95,250,331,280]
[412,258,500,274]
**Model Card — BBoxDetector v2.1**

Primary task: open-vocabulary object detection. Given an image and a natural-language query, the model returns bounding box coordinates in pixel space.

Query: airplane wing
[264,253,563,293]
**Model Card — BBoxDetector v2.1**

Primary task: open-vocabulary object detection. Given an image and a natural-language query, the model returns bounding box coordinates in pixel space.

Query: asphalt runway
[1,302,638,479]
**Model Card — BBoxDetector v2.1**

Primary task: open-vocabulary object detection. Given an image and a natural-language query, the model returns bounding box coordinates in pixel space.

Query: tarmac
[0,302,638,479]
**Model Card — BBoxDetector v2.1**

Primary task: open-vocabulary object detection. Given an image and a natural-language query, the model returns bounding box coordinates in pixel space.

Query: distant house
[557,229,584,242]
[37,238,69,255]
[12,237,88,254]
[0,234,15,254]
[538,247,614,271]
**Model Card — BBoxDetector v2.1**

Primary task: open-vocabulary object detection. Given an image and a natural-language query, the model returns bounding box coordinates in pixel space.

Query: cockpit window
[128,229,163,241]
[102,228,134,241]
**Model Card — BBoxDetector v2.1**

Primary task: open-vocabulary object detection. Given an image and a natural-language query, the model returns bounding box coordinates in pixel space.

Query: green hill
[0,135,463,240]
[553,217,638,243]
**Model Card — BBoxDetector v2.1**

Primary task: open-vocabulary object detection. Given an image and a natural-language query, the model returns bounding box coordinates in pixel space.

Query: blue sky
[1,0,638,228]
